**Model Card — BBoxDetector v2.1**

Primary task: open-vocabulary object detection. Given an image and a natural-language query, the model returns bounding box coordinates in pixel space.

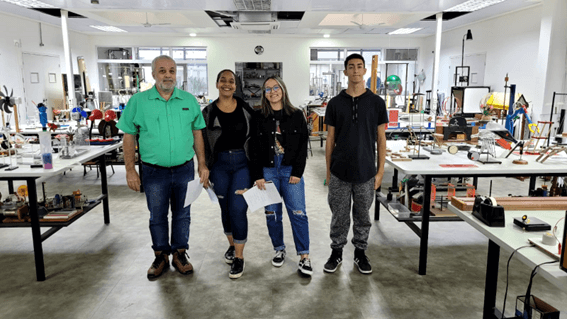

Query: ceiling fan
[350,14,365,29]
[350,14,384,29]
[142,12,171,28]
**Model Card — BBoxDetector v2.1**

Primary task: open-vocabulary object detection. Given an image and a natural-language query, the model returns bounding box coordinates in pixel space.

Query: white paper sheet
[183,179,204,208]
[206,186,218,204]
[242,182,282,212]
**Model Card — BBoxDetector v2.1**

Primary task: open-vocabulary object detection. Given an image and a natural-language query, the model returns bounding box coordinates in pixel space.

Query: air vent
[231,22,280,30]
[233,0,271,11]
[385,49,418,61]
[248,30,271,34]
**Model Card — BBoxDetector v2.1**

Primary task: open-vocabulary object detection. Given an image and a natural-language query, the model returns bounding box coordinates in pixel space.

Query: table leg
[390,168,399,192]
[8,180,14,194]
[529,176,537,195]
[27,178,45,281]
[99,154,110,224]
[473,177,478,189]
[418,175,431,275]
[483,239,500,319]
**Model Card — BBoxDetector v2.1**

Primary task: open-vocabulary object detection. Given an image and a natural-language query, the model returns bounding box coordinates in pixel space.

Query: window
[138,47,164,60]
[97,46,209,96]
[309,48,383,97]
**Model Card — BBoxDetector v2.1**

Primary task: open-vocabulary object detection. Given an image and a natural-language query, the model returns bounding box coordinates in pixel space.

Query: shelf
[0,194,106,228]
[376,192,463,222]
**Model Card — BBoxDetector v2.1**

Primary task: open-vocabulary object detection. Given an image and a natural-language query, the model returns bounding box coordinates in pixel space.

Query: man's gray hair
[151,55,176,73]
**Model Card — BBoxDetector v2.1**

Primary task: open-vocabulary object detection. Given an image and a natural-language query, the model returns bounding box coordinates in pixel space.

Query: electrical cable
[501,244,535,319]
[552,216,565,244]
[523,260,559,318]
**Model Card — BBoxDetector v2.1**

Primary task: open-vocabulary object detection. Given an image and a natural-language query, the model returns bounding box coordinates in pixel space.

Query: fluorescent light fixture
[189,33,197,37]
[89,25,127,32]
[388,28,422,35]
[0,0,55,8]
[323,34,330,38]
[445,0,505,12]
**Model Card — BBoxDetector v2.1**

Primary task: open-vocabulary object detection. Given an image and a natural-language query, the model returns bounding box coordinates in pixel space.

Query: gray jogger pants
[328,173,375,250]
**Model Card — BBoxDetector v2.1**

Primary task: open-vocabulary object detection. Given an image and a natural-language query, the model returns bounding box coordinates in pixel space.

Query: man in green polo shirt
[117,55,209,280]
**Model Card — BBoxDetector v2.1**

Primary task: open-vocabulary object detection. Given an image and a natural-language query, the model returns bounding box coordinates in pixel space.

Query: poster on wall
[30,72,39,84]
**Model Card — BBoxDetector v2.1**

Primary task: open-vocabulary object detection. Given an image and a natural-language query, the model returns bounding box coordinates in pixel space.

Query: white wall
[420,6,543,110]
[88,35,423,107]
[0,12,95,128]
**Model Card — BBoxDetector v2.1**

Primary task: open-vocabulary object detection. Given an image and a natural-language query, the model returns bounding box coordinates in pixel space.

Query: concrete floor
[0,145,566,319]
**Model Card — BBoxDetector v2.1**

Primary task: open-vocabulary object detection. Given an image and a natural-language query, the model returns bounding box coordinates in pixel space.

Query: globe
[386,75,401,90]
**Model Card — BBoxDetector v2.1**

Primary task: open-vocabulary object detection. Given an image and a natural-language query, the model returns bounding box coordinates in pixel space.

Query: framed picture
[49,73,56,83]
[30,72,39,84]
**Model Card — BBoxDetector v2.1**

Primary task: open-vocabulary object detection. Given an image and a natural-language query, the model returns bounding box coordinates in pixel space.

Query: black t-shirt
[214,104,247,153]
[273,110,285,154]
[324,89,388,183]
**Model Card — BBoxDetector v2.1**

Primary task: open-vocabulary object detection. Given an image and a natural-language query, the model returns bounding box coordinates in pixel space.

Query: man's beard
[158,79,177,92]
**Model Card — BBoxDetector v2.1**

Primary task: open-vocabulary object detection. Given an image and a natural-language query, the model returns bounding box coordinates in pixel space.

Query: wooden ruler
[451,196,567,211]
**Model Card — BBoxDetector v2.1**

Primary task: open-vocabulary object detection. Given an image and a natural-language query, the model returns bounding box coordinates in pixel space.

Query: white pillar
[431,13,443,118]
[533,0,567,127]
[61,10,75,110]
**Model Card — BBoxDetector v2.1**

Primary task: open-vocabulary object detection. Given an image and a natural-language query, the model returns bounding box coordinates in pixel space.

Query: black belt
[142,159,192,170]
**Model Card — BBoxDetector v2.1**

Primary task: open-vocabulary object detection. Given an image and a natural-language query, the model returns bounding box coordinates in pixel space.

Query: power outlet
[14,40,21,47]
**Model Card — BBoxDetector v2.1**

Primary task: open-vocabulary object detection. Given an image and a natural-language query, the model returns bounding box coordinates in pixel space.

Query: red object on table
[439,164,478,168]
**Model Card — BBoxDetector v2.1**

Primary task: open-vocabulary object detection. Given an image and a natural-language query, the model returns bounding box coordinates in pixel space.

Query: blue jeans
[210,150,250,244]
[142,160,194,253]
[263,154,309,255]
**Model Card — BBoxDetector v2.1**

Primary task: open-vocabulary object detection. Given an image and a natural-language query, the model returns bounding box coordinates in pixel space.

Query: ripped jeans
[263,154,309,255]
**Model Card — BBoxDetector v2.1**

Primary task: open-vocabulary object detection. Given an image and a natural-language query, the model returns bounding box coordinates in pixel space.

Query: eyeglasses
[265,86,280,94]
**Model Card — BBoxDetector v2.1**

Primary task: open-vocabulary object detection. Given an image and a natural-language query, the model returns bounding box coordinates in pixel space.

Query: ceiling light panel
[319,13,409,27]
[388,28,422,35]
[90,25,127,32]
[233,0,271,11]
[445,0,505,12]
[0,0,54,8]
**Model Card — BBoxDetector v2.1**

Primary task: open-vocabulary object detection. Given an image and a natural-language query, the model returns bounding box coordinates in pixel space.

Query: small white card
[242,182,282,212]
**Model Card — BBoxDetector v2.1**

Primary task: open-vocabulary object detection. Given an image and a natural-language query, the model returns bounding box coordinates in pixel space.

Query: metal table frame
[0,144,120,281]
[375,166,566,275]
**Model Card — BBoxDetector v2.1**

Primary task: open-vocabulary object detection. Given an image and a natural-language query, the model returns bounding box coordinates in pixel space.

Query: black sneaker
[298,258,313,276]
[323,249,343,273]
[354,248,372,274]
[229,257,245,279]
[224,246,235,264]
[272,249,286,267]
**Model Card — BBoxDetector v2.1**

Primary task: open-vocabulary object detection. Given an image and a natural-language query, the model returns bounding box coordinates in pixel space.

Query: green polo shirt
[117,86,206,167]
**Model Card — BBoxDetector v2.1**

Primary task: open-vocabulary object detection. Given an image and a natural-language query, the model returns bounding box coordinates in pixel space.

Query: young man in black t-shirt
[323,53,388,274]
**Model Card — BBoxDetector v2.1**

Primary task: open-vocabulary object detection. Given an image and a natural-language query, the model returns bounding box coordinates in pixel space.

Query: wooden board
[451,196,567,211]
[430,207,458,217]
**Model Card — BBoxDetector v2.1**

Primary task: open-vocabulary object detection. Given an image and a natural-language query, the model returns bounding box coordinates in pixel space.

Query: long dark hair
[260,76,295,117]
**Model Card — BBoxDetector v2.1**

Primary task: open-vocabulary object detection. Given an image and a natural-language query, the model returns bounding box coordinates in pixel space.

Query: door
[448,53,486,90]
[22,53,63,122]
